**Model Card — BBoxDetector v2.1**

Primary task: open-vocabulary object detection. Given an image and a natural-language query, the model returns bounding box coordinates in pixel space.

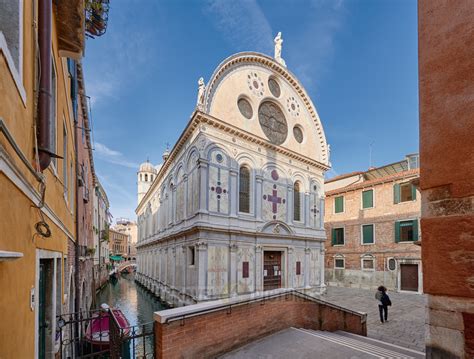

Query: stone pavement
[316,286,426,352]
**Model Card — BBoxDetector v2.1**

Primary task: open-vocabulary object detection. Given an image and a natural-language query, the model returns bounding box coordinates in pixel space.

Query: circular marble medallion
[247,72,265,97]
[287,96,300,117]
[258,101,288,145]
[237,98,253,119]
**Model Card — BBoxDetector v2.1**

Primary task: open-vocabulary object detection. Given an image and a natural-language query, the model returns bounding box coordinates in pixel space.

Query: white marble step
[296,328,424,358]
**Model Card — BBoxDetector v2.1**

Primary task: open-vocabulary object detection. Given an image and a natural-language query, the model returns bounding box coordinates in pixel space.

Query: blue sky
[83,0,419,221]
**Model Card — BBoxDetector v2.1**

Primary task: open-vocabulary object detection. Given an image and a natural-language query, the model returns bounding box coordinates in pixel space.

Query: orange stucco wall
[0,1,77,357]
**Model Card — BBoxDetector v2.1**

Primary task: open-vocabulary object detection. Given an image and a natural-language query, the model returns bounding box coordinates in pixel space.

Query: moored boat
[85,304,131,349]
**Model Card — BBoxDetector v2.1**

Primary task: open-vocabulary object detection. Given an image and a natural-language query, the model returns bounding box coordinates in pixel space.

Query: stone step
[296,328,424,358]
[335,331,426,358]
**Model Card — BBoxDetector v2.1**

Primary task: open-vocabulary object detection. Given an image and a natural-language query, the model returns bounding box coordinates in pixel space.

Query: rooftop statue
[196,77,206,111]
[274,32,286,67]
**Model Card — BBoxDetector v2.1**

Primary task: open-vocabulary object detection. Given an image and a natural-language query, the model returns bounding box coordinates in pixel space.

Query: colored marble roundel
[247,72,265,97]
[271,170,279,181]
[268,77,281,97]
[287,96,300,117]
[293,126,304,143]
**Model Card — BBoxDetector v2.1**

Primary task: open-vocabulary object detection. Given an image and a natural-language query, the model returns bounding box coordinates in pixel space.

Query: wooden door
[400,264,419,291]
[263,251,282,291]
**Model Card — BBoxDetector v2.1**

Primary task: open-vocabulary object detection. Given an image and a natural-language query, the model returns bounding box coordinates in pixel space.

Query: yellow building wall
[0,2,77,357]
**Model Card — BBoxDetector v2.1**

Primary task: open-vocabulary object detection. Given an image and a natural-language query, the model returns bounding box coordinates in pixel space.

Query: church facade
[135,47,331,307]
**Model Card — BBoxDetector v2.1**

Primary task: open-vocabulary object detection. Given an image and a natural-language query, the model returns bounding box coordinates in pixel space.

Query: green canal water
[95,273,167,327]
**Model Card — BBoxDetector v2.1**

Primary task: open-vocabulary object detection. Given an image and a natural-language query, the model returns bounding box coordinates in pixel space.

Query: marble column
[287,185,294,224]
[304,192,311,227]
[229,169,238,217]
[255,245,263,292]
[196,241,208,300]
[229,242,238,296]
[183,174,188,220]
[319,197,325,229]
[181,245,187,302]
[255,175,263,221]
[198,159,209,214]
[304,247,311,289]
[319,248,326,291]
[287,246,295,288]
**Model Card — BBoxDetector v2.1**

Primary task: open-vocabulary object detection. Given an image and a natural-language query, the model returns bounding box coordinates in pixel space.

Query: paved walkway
[316,286,426,352]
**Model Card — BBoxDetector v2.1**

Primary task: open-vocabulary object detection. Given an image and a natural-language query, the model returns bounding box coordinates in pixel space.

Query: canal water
[95,273,167,327]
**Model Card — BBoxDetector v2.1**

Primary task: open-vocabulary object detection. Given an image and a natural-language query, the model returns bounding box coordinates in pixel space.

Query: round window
[293,126,304,143]
[258,101,288,145]
[216,153,223,163]
[387,258,396,271]
[238,98,253,119]
[268,77,281,98]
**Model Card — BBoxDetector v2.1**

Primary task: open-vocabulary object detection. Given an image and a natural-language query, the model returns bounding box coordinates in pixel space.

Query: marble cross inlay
[263,184,286,219]
[311,205,319,216]
[210,181,227,200]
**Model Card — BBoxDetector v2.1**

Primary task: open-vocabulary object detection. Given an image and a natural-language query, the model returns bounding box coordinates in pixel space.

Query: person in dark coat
[375,285,391,323]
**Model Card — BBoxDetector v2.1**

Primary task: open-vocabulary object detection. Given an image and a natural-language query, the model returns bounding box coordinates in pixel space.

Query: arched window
[140,174,142,181]
[294,181,301,221]
[239,166,250,213]
[145,174,148,181]
[150,175,154,182]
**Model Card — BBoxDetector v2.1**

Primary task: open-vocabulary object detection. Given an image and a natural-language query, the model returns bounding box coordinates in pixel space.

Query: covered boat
[85,304,131,349]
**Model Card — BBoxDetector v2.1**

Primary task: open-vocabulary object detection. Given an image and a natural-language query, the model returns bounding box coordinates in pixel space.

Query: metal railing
[163,290,367,325]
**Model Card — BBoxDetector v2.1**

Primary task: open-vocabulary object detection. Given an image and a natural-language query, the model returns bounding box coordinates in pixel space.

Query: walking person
[375,285,391,323]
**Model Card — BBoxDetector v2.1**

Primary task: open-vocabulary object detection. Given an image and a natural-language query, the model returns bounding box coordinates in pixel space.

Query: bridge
[117,260,136,273]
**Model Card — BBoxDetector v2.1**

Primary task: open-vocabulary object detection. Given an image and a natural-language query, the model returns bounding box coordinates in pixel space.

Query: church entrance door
[263,251,282,291]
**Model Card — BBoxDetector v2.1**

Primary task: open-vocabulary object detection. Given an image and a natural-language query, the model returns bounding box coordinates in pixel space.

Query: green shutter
[331,228,336,245]
[335,196,344,213]
[411,184,417,200]
[395,221,400,242]
[362,224,374,244]
[412,219,419,241]
[362,190,374,208]
[394,184,401,204]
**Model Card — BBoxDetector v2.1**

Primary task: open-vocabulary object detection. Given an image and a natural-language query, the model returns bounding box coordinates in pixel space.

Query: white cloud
[289,0,347,88]
[94,142,139,169]
[204,0,274,54]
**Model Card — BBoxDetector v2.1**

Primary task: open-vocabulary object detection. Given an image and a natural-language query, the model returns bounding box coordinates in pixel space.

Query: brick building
[324,155,422,292]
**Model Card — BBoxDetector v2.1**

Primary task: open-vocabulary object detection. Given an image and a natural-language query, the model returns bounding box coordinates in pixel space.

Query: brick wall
[419,0,474,356]
[324,176,421,290]
[155,293,366,358]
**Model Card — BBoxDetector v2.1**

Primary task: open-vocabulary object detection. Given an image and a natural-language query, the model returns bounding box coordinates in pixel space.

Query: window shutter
[395,221,400,242]
[331,228,336,246]
[363,190,373,208]
[394,184,401,204]
[411,184,417,200]
[363,225,374,244]
[412,219,419,241]
[335,196,343,213]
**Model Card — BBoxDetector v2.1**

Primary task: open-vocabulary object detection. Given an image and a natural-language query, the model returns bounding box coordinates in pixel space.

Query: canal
[95,273,167,327]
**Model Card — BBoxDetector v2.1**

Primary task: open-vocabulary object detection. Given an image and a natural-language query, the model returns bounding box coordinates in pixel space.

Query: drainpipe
[36,0,52,171]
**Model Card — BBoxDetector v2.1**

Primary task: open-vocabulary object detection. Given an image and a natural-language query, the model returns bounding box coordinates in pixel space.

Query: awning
[109,255,123,261]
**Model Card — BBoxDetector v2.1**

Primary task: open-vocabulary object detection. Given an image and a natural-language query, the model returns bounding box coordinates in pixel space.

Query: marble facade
[136,51,330,307]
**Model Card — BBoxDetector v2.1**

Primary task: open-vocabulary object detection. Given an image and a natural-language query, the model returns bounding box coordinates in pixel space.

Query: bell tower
[137,160,157,204]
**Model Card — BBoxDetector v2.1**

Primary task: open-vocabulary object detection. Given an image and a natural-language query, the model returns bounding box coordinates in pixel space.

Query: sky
[82,0,419,222]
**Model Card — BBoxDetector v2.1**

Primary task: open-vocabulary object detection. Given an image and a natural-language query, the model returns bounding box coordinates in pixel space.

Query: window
[188,246,195,266]
[407,154,419,169]
[242,262,249,278]
[0,0,22,75]
[334,257,345,269]
[334,196,344,213]
[362,189,374,209]
[145,174,148,181]
[50,58,57,168]
[362,256,375,270]
[395,220,418,242]
[62,123,68,200]
[296,261,301,275]
[331,228,344,246]
[394,183,416,203]
[293,181,301,221]
[239,166,250,213]
[362,224,374,244]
